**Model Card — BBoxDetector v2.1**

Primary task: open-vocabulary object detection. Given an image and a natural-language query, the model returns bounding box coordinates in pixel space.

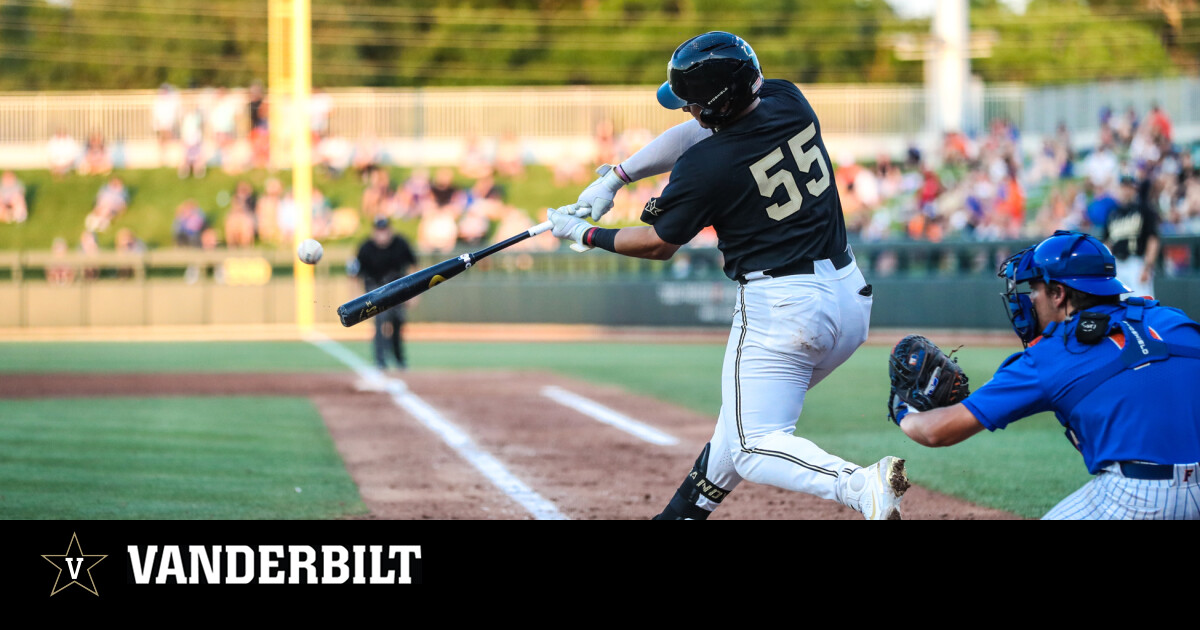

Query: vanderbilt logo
[42,533,107,596]
[643,198,663,217]
[127,544,421,585]
[688,470,728,503]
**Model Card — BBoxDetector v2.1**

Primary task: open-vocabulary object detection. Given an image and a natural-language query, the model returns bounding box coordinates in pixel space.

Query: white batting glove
[574,165,626,221]
[548,206,593,252]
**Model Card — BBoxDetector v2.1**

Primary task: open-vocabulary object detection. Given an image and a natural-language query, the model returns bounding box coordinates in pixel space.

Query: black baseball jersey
[1103,199,1159,261]
[356,235,417,291]
[642,79,847,279]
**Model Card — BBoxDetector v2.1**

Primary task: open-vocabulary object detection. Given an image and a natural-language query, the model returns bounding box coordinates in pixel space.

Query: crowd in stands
[835,102,1200,247]
[11,85,1200,284]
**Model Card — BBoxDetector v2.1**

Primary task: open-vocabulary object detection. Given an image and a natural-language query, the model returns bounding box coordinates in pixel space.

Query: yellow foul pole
[291,0,314,329]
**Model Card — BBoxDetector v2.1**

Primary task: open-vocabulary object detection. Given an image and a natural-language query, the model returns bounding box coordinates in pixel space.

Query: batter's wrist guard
[583,227,619,253]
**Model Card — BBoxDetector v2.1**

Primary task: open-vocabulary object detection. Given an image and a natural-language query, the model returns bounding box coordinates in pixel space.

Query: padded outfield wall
[2,237,1198,331]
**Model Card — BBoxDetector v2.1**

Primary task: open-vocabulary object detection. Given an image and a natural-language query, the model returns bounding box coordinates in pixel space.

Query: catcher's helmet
[998,230,1130,344]
[656,31,763,127]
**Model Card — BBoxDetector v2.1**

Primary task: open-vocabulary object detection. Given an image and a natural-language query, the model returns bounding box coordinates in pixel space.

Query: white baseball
[297,238,323,265]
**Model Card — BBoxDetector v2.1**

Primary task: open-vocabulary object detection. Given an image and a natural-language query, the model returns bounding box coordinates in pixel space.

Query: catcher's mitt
[887,335,970,424]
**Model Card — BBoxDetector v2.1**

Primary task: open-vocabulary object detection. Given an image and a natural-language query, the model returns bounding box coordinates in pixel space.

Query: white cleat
[856,456,910,520]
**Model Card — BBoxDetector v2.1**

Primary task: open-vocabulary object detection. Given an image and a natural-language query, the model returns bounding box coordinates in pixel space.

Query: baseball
[297,239,323,265]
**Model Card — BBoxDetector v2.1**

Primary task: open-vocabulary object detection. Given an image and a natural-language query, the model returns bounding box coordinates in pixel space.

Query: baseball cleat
[857,456,910,520]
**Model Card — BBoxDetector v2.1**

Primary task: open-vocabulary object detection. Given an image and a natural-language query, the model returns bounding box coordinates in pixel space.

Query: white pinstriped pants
[696,259,874,512]
[1042,462,1200,520]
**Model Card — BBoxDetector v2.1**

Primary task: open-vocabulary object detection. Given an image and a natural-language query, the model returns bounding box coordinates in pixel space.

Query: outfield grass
[0,338,1092,519]
[0,396,367,519]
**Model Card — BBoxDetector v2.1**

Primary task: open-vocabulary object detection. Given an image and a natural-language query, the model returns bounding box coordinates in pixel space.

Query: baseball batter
[893,230,1200,519]
[547,32,909,520]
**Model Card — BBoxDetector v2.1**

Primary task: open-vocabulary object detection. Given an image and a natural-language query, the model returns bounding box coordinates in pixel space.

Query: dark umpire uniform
[353,218,417,370]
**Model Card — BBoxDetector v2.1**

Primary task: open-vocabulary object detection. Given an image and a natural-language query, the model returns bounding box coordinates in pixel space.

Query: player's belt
[737,247,854,285]
[1118,461,1176,480]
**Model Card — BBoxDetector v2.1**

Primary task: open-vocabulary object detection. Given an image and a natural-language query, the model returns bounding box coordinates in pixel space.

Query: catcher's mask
[998,230,1130,345]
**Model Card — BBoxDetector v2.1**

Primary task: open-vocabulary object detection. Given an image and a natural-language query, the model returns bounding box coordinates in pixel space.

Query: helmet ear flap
[1004,291,1039,345]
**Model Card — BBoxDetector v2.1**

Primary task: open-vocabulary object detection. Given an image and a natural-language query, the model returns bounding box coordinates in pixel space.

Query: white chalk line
[305,331,568,521]
[540,385,680,446]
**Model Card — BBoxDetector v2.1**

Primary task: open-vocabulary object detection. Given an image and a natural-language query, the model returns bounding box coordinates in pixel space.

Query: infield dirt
[3,370,1020,520]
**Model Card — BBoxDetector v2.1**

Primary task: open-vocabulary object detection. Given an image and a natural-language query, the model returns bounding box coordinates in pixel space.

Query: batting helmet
[999,230,1131,344]
[656,31,763,127]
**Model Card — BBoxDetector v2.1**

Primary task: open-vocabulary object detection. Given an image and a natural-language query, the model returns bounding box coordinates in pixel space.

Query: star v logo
[42,533,107,596]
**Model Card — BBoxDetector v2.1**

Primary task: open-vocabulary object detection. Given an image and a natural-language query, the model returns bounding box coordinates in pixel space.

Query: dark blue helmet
[656,32,763,127]
[999,230,1130,344]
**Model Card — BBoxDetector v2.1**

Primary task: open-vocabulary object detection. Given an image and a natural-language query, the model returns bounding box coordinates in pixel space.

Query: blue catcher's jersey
[642,79,848,280]
[964,299,1200,474]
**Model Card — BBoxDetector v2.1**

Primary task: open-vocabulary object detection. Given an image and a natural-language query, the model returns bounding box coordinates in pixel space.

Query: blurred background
[1,0,1198,331]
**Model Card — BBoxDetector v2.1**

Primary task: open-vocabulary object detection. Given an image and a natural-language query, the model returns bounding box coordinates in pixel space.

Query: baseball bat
[338,219,554,327]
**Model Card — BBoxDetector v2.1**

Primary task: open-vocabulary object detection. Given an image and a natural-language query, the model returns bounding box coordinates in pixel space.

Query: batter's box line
[304,330,569,521]
[540,386,680,446]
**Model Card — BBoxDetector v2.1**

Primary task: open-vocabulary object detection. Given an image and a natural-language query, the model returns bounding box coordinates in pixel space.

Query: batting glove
[573,165,626,221]
[548,206,594,252]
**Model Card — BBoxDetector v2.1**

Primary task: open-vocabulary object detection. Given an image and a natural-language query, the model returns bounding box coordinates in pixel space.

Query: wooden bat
[338,219,554,327]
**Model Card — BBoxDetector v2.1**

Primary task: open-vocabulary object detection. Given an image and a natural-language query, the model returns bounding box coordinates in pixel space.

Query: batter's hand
[548,207,593,252]
[574,165,626,222]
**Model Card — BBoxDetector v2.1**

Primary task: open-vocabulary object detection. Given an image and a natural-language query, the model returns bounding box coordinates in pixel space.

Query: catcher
[888,230,1200,520]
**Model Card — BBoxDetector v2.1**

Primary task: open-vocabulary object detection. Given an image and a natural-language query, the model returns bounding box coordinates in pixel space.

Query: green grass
[0,338,1093,519]
[0,341,351,373]
[0,396,367,519]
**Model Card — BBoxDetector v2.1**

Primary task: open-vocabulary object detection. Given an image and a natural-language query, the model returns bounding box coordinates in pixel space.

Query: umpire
[350,217,418,371]
[893,230,1200,519]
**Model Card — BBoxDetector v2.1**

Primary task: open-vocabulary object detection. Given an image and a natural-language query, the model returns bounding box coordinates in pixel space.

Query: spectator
[152,83,181,166]
[275,190,297,244]
[910,167,946,241]
[310,87,333,142]
[79,230,100,280]
[178,107,207,178]
[310,188,333,240]
[78,132,113,176]
[47,237,76,285]
[417,204,460,254]
[247,81,270,168]
[47,129,81,177]
[942,130,970,167]
[115,227,146,255]
[1054,122,1075,178]
[458,134,493,180]
[84,176,130,233]
[1148,102,1173,144]
[316,135,354,177]
[1082,141,1120,194]
[232,180,257,217]
[493,131,526,178]
[429,167,466,212]
[593,118,618,166]
[394,168,431,218]
[114,227,146,279]
[224,199,256,248]
[352,135,387,179]
[0,171,28,223]
[173,199,209,247]
[209,86,241,164]
[256,178,283,245]
[993,159,1026,238]
[361,168,395,221]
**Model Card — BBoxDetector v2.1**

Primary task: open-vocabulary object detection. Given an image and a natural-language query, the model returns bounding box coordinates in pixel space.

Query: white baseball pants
[697,257,874,512]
